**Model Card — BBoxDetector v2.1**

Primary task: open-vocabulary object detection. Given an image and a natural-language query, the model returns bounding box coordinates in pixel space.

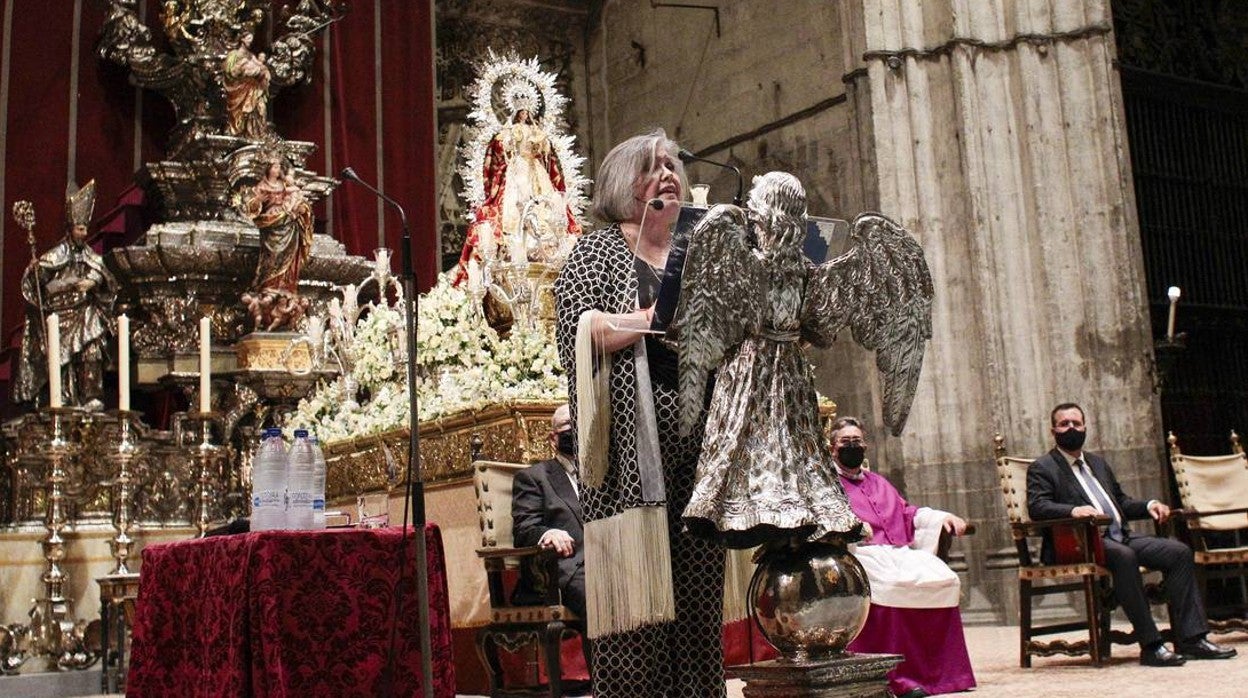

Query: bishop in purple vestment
[832,417,976,698]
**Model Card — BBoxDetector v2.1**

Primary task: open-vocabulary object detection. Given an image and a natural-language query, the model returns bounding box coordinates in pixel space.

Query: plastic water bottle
[251,428,288,531]
[286,429,317,531]
[308,434,327,530]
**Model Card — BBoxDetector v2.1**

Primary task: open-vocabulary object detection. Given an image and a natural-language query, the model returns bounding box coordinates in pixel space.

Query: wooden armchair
[995,434,1115,667]
[1167,430,1248,634]
[473,460,582,698]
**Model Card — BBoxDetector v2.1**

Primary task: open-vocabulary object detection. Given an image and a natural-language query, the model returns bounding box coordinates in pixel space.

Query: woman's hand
[590,306,655,354]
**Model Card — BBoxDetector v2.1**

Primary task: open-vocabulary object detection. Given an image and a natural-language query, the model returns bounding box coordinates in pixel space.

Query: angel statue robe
[672,172,932,550]
[677,206,861,548]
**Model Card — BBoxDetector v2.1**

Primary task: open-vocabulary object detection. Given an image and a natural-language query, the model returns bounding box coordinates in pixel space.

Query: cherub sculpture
[673,172,933,549]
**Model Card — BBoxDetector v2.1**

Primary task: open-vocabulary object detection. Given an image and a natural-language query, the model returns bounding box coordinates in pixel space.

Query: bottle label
[253,490,283,508]
[289,492,315,508]
[312,498,325,512]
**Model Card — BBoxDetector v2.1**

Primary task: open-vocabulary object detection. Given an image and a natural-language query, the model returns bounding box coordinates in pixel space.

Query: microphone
[648,198,664,210]
[339,164,429,698]
[340,168,402,218]
[678,148,743,206]
[340,167,410,268]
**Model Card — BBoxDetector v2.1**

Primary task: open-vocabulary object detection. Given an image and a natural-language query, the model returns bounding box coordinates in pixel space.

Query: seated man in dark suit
[512,404,585,619]
[1027,402,1237,666]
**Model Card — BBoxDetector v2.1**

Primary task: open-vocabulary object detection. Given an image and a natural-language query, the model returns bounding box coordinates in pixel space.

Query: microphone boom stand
[341,169,434,698]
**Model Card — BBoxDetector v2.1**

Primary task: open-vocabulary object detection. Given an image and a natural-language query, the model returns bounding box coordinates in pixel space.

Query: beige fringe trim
[584,507,675,638]
[722,546,758,623]
[575,310,611,488]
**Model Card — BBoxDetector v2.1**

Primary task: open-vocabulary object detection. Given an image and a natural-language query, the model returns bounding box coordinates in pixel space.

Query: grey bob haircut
[591,128,687,224]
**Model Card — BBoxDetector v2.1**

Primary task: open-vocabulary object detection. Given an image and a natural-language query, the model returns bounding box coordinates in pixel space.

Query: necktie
[1076,458,1124,541]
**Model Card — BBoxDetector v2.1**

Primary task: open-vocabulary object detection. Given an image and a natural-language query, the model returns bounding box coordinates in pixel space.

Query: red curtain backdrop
[0,0,436,405]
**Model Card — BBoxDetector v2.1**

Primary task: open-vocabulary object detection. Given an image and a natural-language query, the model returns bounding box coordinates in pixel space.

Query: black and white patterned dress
[555,225,726,698]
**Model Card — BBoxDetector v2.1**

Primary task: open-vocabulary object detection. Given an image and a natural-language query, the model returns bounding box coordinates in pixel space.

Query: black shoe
[1176,638,1238,660]
[895,689,928,698]
[1140,644,1186,667]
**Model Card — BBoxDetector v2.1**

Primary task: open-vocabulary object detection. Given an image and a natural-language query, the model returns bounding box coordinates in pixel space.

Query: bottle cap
[294,428,309,438]
[264,427,282,438]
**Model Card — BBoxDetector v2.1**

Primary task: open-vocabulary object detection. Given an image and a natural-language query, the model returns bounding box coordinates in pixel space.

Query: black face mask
[1055,428,1086,452]
[837,444,866,470]
[556,429,577,456]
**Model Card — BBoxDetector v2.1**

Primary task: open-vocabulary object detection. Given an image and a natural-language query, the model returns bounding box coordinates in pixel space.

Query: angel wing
[801,213,933,436]
[669,205,768,435]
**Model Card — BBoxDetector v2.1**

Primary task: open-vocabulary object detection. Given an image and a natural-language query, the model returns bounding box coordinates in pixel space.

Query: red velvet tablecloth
[126,525,455,698]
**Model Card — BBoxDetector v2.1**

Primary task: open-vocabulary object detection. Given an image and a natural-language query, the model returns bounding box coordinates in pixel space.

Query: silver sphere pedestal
[734,538,902,698]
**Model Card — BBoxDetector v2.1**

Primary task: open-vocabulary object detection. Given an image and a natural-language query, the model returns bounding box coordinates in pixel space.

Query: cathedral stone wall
[583,0,1165,623]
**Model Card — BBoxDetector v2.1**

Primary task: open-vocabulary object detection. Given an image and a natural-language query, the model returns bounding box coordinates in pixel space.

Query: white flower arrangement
[288,271,566,443]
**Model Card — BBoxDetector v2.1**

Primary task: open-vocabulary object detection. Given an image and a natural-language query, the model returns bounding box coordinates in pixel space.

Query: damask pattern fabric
[126,526,454,698]
[555,226,726,697]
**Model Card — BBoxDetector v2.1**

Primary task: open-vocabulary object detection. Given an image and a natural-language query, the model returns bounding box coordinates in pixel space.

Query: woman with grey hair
[554,129,725,697]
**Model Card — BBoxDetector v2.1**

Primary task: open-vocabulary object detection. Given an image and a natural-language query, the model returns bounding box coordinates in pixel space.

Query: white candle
[373,248,392,278]
[46,313,61,409]
[118,314,130,411]
[342,283,358,317]
[199,316,211,413]
[509,228,526,264]
[478,221,497,261]
[467,260,482,291]
[691,184,710,207]
[1166,286,1181,341]
[307,315,324,349]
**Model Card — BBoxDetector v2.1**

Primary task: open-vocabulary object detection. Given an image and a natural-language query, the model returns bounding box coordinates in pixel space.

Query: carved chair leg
[1083,574,1104,666]
[1019,579,1032,668]
[1098,578,1114,658]
[476,630,506,695]
[543,620,565,698]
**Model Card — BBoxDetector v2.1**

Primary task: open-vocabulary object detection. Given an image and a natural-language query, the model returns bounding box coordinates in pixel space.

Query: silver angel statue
[673,172,933,548]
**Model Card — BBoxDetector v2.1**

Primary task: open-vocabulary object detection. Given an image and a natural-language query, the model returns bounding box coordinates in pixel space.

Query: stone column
[829,0,1163,621]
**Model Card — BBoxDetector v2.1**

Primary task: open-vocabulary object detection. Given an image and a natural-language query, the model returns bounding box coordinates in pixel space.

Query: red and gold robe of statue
[453,125,582,286]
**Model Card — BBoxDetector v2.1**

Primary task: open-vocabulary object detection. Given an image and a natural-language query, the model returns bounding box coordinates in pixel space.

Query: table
[96,572,141,693]
[126,525,454,697]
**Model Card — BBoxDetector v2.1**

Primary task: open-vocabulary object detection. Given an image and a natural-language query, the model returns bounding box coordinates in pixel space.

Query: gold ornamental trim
[324,398,835,501]
[235,332,311,372]
[323,399,562,500]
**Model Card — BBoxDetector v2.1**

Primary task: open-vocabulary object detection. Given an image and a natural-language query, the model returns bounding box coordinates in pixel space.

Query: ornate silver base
[730,652,903,698]
[748,539,872,662]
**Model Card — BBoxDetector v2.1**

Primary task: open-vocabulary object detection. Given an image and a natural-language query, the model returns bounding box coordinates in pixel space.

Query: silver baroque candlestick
[188,411,222,538]
[27,408,97,671]
[109,410,142,574]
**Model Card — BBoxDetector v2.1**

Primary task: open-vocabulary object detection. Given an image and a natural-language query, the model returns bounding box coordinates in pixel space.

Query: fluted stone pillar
[827,0,1164,621]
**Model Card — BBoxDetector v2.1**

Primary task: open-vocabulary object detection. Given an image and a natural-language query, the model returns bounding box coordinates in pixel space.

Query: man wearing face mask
[832,417,976,698]
[512,404,585,620]
[1028,402,1236,666]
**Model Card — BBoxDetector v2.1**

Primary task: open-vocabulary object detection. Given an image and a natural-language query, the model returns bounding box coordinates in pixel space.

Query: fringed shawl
[555,225,675,637]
